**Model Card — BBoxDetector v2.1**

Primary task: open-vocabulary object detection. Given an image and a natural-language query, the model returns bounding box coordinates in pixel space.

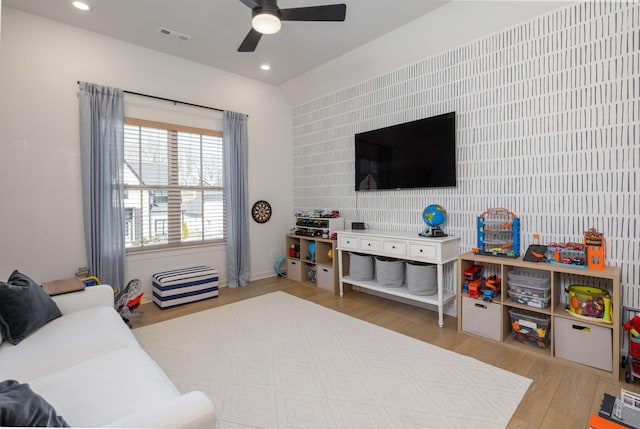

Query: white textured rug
[134,292,531,428]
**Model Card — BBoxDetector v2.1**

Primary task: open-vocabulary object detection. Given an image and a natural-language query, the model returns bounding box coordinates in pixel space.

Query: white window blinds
[123,118,225,250]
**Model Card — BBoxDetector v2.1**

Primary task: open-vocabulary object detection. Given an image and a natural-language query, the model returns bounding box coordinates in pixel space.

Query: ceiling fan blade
[280,4,346,22]
[237,0,259,9]
[238,28,262,52]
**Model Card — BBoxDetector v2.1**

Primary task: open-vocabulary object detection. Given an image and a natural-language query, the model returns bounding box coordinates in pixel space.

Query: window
[123,118,224,250]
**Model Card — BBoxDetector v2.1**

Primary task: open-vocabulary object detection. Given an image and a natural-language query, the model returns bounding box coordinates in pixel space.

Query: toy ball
[422,204,447,228]
[570,296,579,309]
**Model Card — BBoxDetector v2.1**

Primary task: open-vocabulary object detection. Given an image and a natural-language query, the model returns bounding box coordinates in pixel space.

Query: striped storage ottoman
[152,266,219,309]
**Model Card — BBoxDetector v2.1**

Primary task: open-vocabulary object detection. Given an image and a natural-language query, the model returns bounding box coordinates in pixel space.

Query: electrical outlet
[270,250,275,260]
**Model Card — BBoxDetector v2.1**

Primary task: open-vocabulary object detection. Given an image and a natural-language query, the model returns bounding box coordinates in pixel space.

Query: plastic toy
[289,244,300,258]
[476,208,520,258]
[622,307,640,383]
[548,242,587,268]
[585,228,605,270]
[307,242,316,262]
[462,265,483,298]
[115,279,144,328]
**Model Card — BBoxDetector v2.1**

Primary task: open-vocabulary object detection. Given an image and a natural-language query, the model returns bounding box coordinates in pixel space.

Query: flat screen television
[354,112,456,191]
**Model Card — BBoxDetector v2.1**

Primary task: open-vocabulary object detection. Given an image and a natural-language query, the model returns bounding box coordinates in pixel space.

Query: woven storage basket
[406,261,437,295]
[349,252,375,280]
[375,256,405,287]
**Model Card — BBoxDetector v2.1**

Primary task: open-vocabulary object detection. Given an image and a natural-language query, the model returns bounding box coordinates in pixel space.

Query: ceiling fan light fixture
[252,12,281,35]
[71,0,92,11]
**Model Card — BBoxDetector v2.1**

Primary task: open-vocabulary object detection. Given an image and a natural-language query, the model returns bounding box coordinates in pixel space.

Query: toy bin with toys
[566,285,612,323]
[509,308,551,349]
[507,268,551,309]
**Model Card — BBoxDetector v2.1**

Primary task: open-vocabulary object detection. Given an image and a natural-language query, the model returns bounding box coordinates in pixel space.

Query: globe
[422,204,447,228]
[421,204,448,237]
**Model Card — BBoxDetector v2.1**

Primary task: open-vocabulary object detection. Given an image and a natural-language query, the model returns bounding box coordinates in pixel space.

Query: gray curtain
[78,82,126,293]
[223,111,250,287]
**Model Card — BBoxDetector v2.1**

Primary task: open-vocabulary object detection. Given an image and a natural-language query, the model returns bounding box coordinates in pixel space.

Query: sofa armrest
[51,284,115,315]
[103,391,216,429]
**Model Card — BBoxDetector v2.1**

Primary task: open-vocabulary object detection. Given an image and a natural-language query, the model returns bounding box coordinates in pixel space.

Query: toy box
[508,290,551,309]
[509,308,551,349]
[566,285,612,322]
[507,268,551,302]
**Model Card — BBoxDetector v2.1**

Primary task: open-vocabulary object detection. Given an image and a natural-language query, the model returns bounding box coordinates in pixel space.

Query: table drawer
[339,235,359,250]
[359,238,382,253]
[461,296,501,341]
[554,316,612,372]
[383,240,407,257]
[409,242,438,261]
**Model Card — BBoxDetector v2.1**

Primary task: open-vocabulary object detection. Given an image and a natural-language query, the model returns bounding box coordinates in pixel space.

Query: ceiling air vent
[157,27,192,42]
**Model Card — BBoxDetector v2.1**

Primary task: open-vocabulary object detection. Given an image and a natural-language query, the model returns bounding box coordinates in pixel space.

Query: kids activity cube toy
[152,266,219,309]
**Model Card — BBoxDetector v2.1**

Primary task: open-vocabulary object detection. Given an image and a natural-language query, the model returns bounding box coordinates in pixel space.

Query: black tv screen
[355,112,456,191]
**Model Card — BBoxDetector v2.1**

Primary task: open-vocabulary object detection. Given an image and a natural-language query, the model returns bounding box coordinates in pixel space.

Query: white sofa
[0,284,216,428]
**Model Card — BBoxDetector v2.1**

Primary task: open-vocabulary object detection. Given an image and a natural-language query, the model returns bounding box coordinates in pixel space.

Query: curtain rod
[77,81,227,114]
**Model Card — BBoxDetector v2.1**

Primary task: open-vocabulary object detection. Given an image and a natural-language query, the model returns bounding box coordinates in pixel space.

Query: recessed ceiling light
[260,64,271,71]
[71,1,92,11]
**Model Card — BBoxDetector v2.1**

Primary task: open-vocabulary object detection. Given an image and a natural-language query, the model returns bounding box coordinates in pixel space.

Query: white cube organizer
[152,266,219,309]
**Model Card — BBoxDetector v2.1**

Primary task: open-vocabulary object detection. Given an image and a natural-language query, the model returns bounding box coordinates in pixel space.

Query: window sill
[126,241,225,261]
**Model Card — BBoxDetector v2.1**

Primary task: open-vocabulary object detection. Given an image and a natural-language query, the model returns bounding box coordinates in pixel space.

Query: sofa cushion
[0,306,139,382]
[30,347,181,428]
[0,379,69,427]
[0,270,62,345]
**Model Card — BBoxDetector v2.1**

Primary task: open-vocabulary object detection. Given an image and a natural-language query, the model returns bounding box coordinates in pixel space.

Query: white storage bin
[406,261,437,295]
[287,259,302,282]
[554,316,612,371]
[317,266,334,292]
[349,252,375,280]
[375,256,405,287]
[461,296,501,341]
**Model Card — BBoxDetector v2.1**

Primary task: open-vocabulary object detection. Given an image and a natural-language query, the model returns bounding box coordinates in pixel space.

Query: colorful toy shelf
[457,251,621,381]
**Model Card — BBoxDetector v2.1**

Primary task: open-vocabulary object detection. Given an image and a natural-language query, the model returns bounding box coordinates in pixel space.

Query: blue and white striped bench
[152,266,219,309]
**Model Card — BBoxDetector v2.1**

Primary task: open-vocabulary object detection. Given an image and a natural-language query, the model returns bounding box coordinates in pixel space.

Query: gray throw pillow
[0,270,62,345]
[0,380,69,427]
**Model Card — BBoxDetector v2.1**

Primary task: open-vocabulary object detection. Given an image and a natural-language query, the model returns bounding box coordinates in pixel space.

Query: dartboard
[251,200,272,223]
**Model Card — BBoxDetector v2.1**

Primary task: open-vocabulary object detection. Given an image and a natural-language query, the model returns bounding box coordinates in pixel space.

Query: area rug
[133,292,531,428]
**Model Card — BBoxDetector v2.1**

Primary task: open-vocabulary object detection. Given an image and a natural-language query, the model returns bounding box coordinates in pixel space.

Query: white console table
[337,230,460,327]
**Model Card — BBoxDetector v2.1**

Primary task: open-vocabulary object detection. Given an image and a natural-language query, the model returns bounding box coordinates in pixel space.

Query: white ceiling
[3,0,451,85]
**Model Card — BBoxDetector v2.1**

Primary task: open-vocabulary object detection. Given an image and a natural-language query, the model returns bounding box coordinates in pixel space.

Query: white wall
[0,8,293,297]
[284,1,640,312]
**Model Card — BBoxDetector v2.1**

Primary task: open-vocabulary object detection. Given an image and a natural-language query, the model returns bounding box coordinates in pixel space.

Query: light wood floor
[132,277,636,428]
